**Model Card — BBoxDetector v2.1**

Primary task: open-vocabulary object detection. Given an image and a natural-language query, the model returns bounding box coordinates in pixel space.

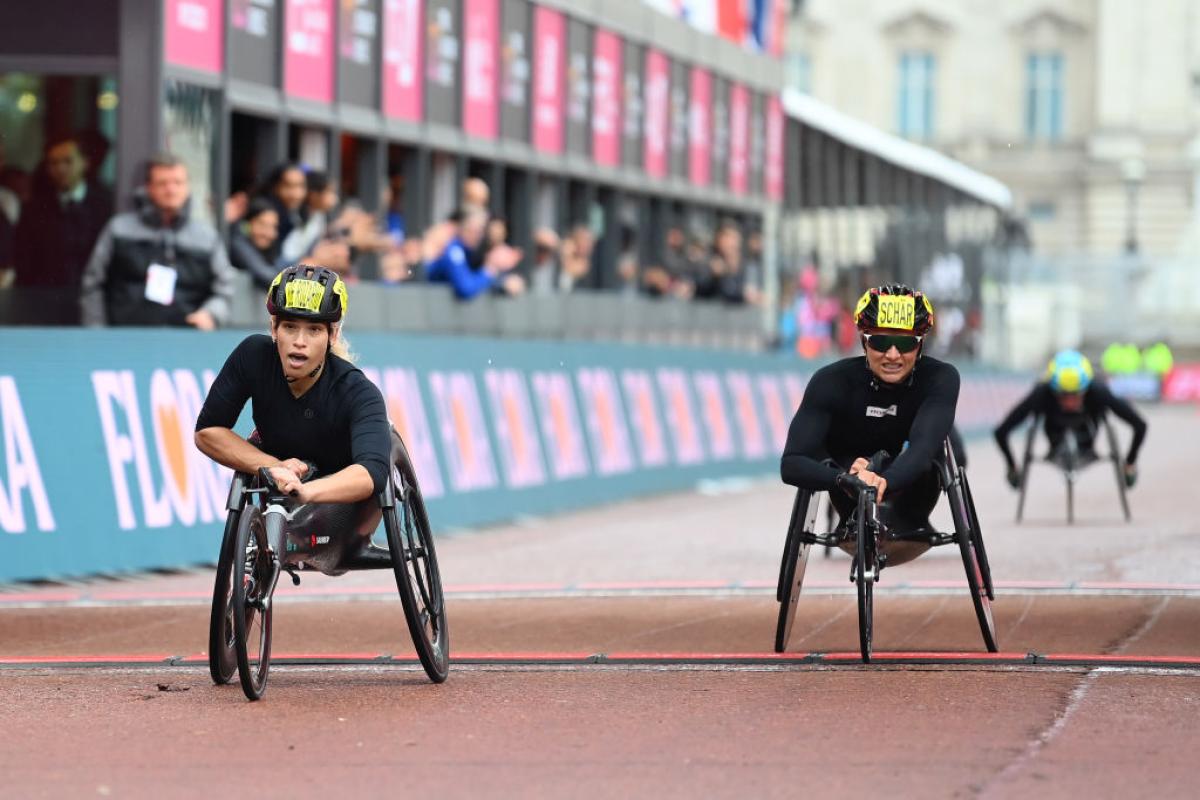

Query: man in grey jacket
[80,153,234,329]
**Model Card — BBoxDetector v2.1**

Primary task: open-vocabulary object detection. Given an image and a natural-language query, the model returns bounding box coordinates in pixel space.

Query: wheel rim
[397,467,447,663]
[235,515,272,695]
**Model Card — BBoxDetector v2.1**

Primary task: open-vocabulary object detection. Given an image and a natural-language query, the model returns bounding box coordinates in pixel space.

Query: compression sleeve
[344,374,392,495]
[779,368,841,492]
[195,335,260,431]
[993,385,1043,472]
[1095,383,1148,464]
[881,364,960,493]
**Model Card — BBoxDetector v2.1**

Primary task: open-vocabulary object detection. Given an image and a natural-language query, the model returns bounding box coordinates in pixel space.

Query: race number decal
[284,279,327,312]
[877,295,916,330]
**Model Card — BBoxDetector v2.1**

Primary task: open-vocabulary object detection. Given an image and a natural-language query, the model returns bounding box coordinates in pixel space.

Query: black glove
[1124,463,1137,488]
[835,471,867,497]
[1006,467,1022,489]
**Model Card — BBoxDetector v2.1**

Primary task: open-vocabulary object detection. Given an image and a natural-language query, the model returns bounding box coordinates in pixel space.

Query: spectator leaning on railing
[79,152,234,329]
[426,206,523,299]
[228,197,280,289]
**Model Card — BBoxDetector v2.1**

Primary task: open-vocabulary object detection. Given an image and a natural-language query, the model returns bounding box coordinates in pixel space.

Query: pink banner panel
[693,371,735,461]
[656,368,705,465]
[643,49,670,178]
[755,374,791,452]
[284,0,335,103]
[428,371,499,492]
[531,371,591,480]
[164,0,224,73]
[688,67,712,186]
[765,94,785,200]
[620,370,669,469]
[592,29,623,166]
[361,367,444,497]
[531,6,565,154]
[576,369,636,476]
[728,82,750,194]
[725,371,767,459]
[462,0,499,139]
[484,369,547,488]
[382,0,423,120]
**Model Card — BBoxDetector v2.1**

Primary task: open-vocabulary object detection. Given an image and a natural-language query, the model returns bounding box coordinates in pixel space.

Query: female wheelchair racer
[195,265,447,699]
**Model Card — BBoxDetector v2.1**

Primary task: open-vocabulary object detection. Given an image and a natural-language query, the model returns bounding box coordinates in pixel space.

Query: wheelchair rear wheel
[1104,417,1131,522]
[961,469,994,600]
[385,439,449,683]
[774,490,818,653]
[950,473,998,652]
[855,493,875,664]
[207,507,241,686]
[233,507,274,700]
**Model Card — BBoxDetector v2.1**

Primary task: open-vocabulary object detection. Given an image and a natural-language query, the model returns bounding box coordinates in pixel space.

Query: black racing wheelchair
[1014,412,1130,524]
[207,427,448,700]
[775,437,996,663]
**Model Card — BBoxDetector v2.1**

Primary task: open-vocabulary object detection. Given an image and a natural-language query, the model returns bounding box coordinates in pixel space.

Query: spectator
[426,206,522,299]
[13,136,114,294]
[0,205,12,286]
[260,162,307,258]
[643,224,691,298]
[0,137,21,225]
[526,227,561,295]
[695,223,760,305]
[558,223,594,291]
[615,226,640,296]
[79,153,234,329]
[280,169,338,264]
[228,197,280,289]
[462,176,490,210]
[486,216,509,249]
[385,167,406,245]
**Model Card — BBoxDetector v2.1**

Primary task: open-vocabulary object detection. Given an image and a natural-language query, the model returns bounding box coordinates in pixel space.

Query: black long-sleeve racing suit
[780,355,960,531]
[993,381,1147,473]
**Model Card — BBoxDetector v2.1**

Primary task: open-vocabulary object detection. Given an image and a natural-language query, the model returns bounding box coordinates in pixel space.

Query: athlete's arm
[194,336,288,475]
[993,385,1042,472]
[1094,383,1148,464]
[881,364,959,493]
[285,464,375,504]
[780,369,841,491]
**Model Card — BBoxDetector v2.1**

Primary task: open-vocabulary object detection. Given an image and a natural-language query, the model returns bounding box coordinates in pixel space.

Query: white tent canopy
[781,89,1013,211]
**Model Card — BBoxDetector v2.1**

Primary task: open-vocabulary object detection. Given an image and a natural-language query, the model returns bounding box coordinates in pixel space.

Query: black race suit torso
[992,381,1147,472]
[195,334,391,495]
[780,355,960,529]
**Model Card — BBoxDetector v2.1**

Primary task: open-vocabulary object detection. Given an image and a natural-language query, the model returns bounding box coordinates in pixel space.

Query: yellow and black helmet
[266,265,348,324]
[854,283,934,335]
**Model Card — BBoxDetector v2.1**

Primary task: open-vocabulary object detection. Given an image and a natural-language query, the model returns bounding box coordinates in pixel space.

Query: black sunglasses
[863,333,923,354]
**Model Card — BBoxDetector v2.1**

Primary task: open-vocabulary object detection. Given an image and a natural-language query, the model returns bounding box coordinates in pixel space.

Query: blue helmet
[1045,350,1094,394]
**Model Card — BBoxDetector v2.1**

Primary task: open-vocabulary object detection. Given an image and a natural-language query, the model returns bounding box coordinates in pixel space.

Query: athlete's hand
[848,459,887,503]
[278,458,310,479]
[1124,462,1138,488]
[266,466,303,498]
[1006,467,1022,489]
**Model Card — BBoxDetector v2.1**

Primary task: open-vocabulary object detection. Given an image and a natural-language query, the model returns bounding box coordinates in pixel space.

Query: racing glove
[1006,467,1022,489]
[1123,462,1137,488]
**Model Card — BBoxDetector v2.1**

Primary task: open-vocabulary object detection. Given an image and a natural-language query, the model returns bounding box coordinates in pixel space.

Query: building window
[1026,52,1064,141]
[786,52,811,94]
[897,51,935,140]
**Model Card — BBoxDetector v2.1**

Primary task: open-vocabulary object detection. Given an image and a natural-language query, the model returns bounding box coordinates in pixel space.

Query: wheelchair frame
[207,427,449,700]
[774,436,997,662]
[1015,412,1131,524]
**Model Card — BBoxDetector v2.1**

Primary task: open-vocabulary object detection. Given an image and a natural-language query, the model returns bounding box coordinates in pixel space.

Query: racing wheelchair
[207,427,448,700]
[1014,412,1130,524]
[775,437,996,663]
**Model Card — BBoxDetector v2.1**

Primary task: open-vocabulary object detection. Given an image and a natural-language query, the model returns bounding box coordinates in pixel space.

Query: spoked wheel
[385,439,449,683]
[950,477,998,652]
[774,490,818,653]
[855,492,876,664]
[1015,415,1038,523]
[207,507,241,686]
[1104,417,1131,522]
[233,507,274,700]
[960,469,994,601]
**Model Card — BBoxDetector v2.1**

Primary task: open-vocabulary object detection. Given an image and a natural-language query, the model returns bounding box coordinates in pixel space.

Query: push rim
[233,511,273,700]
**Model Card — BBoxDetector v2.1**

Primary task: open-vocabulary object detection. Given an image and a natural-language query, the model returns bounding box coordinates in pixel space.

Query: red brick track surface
[3,405,1199,798]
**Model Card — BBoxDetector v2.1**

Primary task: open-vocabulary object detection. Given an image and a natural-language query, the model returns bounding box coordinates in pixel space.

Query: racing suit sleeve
[779,369,841,492]
[79,220,115,327]
[1094,383,1148,464]
[195,336,260,430]
[344,374,392,496]
[880,364,959,493]
[993,385,1042,473]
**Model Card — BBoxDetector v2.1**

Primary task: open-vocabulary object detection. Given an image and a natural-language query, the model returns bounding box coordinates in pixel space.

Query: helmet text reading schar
[854,284,934,335]
[266,265,348,324]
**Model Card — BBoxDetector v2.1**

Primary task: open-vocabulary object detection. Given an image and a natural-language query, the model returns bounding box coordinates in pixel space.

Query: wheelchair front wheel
[385,443,449,683]
[855,494,875,664]
[233,507,274,700]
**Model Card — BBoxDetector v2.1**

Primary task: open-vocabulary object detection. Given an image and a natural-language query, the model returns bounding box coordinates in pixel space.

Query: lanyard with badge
[144,229,178,306]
